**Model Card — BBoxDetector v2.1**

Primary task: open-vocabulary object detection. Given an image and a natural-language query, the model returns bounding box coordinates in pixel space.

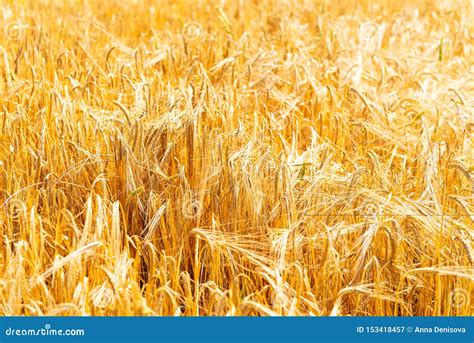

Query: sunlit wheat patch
[0,0,472,317]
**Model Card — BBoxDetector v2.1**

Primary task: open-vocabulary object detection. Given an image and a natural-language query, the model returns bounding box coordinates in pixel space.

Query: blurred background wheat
[0,0,472,316]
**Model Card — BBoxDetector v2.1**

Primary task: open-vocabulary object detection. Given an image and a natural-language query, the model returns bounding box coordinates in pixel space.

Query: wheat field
[0,0,473,316]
